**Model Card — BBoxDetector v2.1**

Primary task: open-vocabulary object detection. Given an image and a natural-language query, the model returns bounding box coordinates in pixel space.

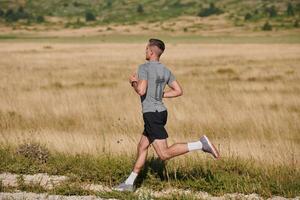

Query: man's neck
[148,58,159,62]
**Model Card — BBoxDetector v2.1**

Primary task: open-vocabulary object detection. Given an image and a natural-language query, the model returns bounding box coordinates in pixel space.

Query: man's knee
[138,142,149,152]
[158,151,170,161]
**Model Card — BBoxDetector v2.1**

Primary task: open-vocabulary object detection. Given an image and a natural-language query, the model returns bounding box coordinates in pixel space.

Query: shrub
[262,21,272,31]
[137,4,144,14]
[16,142,50,163]
[171,0,182,8]
[198,3,223,17]
[296,3,300,12]
[287,2,294,16]
[3,7,30,22]
[294,20,299,28]
[106,0,112,8]
[36,15,45,23]
[85,10,96,21]
[73,2,80,7]
[244,13,252,21]
[4,9,18,22]
[0,9,4,17]
[265,5,277,18]
[17,6,28,19]
[76,17,83,25]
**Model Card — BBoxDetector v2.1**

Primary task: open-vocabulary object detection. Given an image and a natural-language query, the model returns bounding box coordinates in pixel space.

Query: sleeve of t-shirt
[138,64,148,80]
[167,70,176,86]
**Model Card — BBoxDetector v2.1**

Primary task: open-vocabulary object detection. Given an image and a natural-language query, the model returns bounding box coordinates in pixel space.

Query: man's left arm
[129,73,148,96]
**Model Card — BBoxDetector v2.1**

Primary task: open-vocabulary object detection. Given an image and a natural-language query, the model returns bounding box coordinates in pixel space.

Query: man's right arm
[163,80,183,98]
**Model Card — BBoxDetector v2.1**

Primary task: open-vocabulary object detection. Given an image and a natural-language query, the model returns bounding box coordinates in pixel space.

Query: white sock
[124,172,138,185]
[187,141,203,151]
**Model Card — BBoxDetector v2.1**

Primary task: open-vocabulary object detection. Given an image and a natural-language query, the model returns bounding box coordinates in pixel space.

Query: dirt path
[0,173,298,200]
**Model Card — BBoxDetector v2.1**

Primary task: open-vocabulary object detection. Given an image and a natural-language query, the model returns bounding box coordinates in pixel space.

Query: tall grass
[0,42,299,167]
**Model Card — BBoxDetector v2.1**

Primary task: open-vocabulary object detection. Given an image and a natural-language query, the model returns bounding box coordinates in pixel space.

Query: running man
[114,38,220,192]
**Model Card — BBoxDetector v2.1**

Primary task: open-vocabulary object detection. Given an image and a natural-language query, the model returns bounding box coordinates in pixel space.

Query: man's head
[145,38,165,61]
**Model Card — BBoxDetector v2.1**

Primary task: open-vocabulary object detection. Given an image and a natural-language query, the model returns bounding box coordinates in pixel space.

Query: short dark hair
[149,38,165,53]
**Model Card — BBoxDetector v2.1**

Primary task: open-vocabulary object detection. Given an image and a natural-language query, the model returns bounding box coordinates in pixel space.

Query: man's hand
[129,72,138,86]
[163,80,183,98]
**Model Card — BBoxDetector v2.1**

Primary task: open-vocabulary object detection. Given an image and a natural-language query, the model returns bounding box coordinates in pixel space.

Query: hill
[0,0,299,32]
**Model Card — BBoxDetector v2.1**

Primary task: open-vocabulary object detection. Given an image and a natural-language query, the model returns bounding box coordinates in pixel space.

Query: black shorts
[143,110,168,144]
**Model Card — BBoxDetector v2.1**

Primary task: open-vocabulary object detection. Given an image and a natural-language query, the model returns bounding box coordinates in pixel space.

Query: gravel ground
[1,173,299,200]
[0,192,117,200]
[0,173,68,189]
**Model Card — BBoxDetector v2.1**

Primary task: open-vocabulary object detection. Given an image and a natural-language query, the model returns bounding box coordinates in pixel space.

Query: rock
[0,172,18,187]
[23,173,68,189]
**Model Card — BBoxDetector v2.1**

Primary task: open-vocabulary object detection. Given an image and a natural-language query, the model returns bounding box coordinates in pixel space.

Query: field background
[0,0,300,198]
[0,39,299,166]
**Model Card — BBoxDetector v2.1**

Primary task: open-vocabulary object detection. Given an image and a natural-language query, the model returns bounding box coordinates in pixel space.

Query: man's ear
[149,49,153,56]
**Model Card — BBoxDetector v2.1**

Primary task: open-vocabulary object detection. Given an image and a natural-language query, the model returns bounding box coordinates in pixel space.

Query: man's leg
[114,135,150,191]
[152,135,220,161]
[132,135,150,173]
[152,139,188,161]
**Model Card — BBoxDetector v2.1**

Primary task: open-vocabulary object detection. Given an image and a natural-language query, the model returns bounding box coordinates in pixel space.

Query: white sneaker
[200,135,220,159]
[113,182,135,192]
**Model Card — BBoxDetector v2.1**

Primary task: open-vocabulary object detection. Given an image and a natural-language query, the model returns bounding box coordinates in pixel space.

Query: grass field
[0,34,299,197]
[1,33,300,44]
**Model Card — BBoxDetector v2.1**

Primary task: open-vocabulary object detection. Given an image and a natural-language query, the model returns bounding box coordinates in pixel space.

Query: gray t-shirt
[137,60,176,113]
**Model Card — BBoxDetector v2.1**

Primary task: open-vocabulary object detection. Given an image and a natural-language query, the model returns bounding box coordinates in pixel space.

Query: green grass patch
[49,181,93,196]
[17,175,48,193]
[0,145,299,198]
[0,34,300,44]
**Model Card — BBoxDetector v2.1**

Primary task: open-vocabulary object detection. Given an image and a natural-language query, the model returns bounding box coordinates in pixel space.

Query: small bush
[0,9,4,17]
[16,142,50,163]
[296,3,300,12]
[17,6,28,19]
[5,9,18,22]
[270,6,277,18]
[0,180,3,192]
[287,2,295,16]
[137,4,144,14]
[76,17,85,26]
[244,13,252,21]
[3,7,30,22]
[265,5,277,18]
[106,0,112,8]
[262,21,272,31]
[85,10,96,21]
[73,2,80,7]
[294,20,299,28]
[36,15,45,23]
[198,3,223,17]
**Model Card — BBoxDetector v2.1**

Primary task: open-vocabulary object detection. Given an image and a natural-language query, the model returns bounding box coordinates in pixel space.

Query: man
[114,38,220,192]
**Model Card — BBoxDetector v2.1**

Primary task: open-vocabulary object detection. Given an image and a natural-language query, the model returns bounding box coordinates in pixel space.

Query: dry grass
[0,41,299,167]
